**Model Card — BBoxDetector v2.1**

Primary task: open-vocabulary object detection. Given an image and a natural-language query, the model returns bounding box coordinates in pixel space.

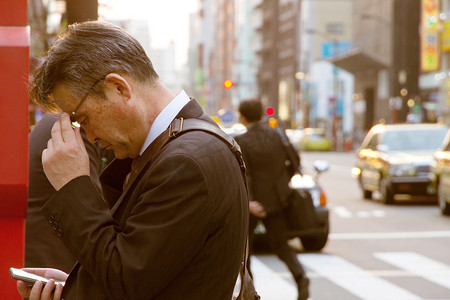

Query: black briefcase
[284,189,319,231]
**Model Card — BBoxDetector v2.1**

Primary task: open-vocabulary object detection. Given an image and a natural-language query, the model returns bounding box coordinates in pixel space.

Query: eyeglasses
[70,79,103,128]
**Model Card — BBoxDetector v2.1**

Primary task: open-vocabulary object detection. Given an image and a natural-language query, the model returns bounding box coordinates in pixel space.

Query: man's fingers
[41,279,56,299]
[50,116,64,144]
[59,113,77,144]
[28,280,44,299]
[46,137,54,152]
[53,283,63,300]
[17,280,31,298]
[50,113,76,145]
[74,127,87,153]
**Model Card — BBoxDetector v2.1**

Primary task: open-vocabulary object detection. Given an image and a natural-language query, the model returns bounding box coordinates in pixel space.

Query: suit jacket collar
[125,98,205,190]
[245,121,265,134]
[175,98,204,119]
[101,98,206,213]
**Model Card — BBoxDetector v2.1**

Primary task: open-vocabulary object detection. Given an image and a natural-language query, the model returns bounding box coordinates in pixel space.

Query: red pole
[0,0,29,298]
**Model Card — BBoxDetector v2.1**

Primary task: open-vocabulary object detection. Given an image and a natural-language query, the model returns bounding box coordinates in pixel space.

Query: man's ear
[104,73,132,101]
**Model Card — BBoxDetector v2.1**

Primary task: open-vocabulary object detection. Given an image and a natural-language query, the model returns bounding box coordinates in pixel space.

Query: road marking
[371,210,387,217]
[281,269,417,279]
[333,207,387,219]
[375,252,450,289]
[334,206,353,218]
[298,253,421,300]
[250,256,297,300]
[355,210,371,218]
[330,230,450,240]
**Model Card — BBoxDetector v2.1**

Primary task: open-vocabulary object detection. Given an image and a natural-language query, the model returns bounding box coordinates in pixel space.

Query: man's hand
[17,268,67,300]
[42,113,90,190]
[249,201,266,218]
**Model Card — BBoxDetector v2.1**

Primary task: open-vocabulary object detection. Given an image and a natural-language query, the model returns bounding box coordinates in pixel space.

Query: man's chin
[113,149,133,160]
[111,145,140,159]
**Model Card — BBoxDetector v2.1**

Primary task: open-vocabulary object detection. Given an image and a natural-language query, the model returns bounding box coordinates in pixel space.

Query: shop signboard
[421,0,440,72]
[442,21,450,52]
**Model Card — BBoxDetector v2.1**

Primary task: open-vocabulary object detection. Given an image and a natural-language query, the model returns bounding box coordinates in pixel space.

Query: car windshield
[381,128,448,151]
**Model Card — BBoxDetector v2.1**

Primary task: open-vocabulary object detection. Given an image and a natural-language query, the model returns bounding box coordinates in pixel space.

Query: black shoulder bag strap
[167,117,260,300]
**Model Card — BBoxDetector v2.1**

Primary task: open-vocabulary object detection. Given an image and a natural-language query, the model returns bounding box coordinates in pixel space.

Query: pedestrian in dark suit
[17,21,248,300]
[235,99,310,300]
[26,113,113,273]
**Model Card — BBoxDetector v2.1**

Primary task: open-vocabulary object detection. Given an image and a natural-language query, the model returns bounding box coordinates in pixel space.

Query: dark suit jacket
[26,114,113,273]
[41,100,248,299]
[235,122,292,213]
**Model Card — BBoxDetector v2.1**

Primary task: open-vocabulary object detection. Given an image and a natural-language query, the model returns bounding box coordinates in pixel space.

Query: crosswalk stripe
[355,210,371,218]
[334,206,353,218]
[374,252,450,290]
[371,210,387,218]
[298,253,421,300]
[329,230,450,240]
[333,207,387,219]
[250,256,297,300]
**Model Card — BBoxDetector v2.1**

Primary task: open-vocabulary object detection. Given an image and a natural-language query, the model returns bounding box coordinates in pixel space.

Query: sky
[99,0,199,67]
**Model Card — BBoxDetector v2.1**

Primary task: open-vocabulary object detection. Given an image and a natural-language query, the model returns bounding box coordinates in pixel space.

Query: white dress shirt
[139,90,190,155]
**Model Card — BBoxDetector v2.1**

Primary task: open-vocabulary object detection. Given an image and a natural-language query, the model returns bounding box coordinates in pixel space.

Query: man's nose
[82,125,99,143]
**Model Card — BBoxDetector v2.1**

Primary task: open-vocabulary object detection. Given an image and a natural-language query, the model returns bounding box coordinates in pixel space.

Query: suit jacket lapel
[100,158,132,208]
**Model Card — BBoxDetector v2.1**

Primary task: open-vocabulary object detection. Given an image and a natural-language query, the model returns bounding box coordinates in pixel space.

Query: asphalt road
[252,151,450,300]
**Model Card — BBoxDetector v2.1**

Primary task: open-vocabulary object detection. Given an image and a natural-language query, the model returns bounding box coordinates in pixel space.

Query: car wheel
[438,183,450,215]
[300,224,329,251]
[380,177,395,204]
[363,189,372,200]
[358,176,372,199]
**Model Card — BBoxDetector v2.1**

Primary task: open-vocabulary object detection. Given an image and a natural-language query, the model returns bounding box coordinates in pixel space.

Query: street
[252,151,450,300]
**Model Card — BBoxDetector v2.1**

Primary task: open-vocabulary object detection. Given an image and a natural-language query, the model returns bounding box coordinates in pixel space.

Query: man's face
[52,82,144,159]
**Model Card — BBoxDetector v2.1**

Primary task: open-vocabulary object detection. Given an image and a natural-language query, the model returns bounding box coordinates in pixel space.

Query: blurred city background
[5,0,450,299]
[28,0,449,151]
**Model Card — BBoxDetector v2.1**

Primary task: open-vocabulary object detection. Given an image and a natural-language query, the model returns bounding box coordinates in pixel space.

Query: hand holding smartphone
[9,267,65,287]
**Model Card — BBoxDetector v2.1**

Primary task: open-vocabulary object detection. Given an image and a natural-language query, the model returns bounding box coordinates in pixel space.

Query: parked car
[285,128,304,151]
[431,129,450,215]
[253,161,330,252]
[352,123,448,204]
[221,123,247,138]
[299,128,332,151]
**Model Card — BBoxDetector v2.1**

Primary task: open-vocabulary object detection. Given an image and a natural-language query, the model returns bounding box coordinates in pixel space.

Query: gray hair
[30,21,159,112]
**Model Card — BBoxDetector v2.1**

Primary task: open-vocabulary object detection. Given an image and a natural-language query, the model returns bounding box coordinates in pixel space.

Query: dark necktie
[123,158,140,191]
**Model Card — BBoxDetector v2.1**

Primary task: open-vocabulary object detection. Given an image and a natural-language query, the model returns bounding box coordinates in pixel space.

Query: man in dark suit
[17,21,248,300]
[235,99,309,300]
[26,113,113,273]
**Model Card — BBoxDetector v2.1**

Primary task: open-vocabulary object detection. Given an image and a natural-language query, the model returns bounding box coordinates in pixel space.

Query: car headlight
[351,167,361,178]
[389,164,416,176]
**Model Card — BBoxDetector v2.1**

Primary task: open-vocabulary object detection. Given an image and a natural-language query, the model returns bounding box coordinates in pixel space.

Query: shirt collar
[139,90,190,155]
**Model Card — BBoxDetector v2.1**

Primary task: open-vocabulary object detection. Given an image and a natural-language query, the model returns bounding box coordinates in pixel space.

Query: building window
[326,23,343,34]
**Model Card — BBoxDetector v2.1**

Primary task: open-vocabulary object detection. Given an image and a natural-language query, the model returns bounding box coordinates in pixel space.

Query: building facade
[333,0,420,144]
[297,0,353,149]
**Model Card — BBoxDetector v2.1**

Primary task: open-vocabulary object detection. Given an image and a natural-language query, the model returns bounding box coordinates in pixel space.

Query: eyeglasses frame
[70,78,104,128]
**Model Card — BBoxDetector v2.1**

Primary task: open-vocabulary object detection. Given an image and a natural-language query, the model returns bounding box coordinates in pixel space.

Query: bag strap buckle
[168,118,184,137]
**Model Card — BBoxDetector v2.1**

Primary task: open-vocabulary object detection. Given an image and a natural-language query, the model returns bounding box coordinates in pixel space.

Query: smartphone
[9,267,65,287]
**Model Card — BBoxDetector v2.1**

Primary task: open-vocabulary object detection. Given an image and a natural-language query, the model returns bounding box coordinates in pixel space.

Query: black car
[352,123,448,204]
[253,161,330,252]
[431,128,450,215]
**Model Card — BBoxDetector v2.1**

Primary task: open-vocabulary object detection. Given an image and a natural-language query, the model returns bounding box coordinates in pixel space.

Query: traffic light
[268,117,278,128]
[223,79,233,89]
[266,107,274,116]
